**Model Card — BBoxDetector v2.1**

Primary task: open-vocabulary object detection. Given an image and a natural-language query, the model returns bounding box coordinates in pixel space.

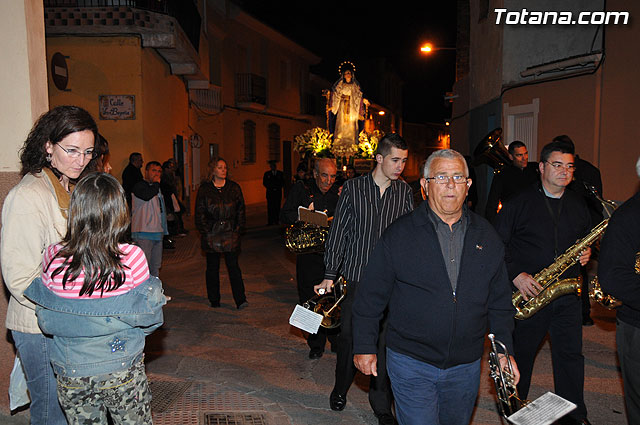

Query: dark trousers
[334,280,394,416]
[514,294,587,420]
[296,253,338,352]
[581,266,592,319]
[617,319,640,425]
[206,251,246,307]
[266,192,281,225]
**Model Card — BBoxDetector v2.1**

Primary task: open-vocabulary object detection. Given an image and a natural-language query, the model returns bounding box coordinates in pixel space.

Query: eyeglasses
[426,175,468,184]
[545,161,575,171]
[55,144,97,160]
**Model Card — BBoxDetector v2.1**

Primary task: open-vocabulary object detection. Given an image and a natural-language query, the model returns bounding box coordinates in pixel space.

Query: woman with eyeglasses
[1,105,98,424]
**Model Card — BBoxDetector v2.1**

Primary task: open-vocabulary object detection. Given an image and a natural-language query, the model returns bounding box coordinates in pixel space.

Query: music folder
[298,207,328,227]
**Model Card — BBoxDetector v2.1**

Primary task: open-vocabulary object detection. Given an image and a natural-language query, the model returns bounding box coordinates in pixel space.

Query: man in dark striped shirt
[314,133,413,425]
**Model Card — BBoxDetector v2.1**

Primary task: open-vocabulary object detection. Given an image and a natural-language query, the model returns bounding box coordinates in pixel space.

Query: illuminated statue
[328,61,369,154]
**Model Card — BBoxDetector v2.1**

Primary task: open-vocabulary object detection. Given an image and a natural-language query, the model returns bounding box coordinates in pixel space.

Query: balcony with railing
[43,0,205,85]
[189,86,222,114]
[235,73,267,111]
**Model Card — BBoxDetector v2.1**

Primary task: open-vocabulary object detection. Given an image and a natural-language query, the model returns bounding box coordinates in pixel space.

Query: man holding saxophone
[352,149,518,425]
[494,140,592,425]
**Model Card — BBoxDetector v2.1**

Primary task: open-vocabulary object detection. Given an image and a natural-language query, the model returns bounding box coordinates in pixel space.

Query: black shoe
[329,390,346,411]
[237,301,249,310]
[375,413,396,425]
[582,317,594,326]
[210,302,220,308]
[309,350,323,359]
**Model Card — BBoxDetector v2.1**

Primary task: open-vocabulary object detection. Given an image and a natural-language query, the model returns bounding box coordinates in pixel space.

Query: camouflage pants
[56,359,152,424]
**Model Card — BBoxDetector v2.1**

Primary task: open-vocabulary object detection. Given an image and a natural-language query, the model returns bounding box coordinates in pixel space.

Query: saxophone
[512,218,609,320]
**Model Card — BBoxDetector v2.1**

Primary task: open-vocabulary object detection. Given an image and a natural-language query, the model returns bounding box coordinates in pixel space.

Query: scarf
[42,167,74,220]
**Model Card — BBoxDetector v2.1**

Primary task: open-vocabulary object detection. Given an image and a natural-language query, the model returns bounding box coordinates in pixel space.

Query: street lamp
[420,43,456,53]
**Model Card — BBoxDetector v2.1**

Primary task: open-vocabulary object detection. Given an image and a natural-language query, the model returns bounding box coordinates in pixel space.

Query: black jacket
[279,179,339,225]
[352,203,515,369]
[195,180,245,252]
[599,191,640,327]
[485,162,539,222]
[494,183,591,284]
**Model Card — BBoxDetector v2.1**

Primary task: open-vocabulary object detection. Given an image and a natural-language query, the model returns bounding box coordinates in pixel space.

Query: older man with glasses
[352,148,518,425]
[493,140,593,425]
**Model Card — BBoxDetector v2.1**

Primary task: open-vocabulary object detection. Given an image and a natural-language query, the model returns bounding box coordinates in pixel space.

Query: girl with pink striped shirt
[25,172,166,424]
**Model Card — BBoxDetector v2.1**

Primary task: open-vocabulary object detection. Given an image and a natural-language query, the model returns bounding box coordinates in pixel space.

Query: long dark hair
[48,173,131,297]
[19,106,99,176]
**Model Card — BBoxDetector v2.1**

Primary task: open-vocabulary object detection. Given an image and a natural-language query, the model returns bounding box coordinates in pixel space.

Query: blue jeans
[12,331,68,425]
[135,237,163,277]
[386,348,480,425]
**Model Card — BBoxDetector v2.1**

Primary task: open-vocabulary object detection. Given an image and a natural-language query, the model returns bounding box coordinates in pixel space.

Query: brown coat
[195,180,245,252]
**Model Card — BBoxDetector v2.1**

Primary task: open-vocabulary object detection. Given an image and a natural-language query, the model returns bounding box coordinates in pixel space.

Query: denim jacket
[24,276,166,378]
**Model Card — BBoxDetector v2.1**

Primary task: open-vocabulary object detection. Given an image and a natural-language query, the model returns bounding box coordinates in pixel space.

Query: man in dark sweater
[122,152,143,207]
[352,149,517,424]
[263,160,285,225]
[485,140,538,222]
[494,141,592,425]
[553,135,604,326]
[280,158,339,359]
[598,156,640,423]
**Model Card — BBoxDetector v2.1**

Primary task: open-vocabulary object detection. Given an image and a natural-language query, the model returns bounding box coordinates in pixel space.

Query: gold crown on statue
[338,61,356,76]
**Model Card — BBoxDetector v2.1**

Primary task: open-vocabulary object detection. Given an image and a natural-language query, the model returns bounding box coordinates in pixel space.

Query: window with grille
[243,120,256,164]
[268,123,280,162]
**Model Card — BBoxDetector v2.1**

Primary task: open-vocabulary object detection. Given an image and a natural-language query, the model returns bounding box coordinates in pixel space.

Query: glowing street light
[420,43,433,53]
[420,43,456,54]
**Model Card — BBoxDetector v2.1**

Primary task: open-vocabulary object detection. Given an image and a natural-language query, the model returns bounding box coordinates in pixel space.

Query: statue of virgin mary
[328,62,368,154]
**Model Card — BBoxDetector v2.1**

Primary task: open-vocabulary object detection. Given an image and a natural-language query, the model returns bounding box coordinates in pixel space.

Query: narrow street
[4,204,626,425]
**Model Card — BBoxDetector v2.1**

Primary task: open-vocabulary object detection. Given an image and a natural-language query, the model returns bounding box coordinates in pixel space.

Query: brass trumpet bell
[473,128,512,173]
[302,277,346,329]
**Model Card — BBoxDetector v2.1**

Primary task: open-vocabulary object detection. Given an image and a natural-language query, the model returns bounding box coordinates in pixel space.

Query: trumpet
[488,334,527,419]
[302,277,346,329]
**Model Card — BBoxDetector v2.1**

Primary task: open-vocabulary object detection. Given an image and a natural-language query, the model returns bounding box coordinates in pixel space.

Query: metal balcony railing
[189,87,222,113]
[44,0,201,52]
[235,73,266,105]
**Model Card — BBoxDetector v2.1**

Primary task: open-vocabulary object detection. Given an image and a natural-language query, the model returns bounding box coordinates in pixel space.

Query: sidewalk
[2,203,626,424]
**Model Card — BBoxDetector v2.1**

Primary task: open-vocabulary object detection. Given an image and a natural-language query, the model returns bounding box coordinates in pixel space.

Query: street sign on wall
[99,95,135,120]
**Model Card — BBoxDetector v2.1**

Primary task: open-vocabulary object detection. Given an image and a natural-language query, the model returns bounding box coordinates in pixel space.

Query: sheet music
[289,305,323,334]
[298,207,328,227]
[507,392,577,425]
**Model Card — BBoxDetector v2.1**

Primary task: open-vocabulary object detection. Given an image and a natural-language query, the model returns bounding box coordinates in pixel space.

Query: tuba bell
[302,277,346,329]
[285,221,328,254]
[472,128,512,174]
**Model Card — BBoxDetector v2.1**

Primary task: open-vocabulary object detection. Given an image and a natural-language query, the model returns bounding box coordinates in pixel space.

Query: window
[503,98,540,157]
[243,120,256,164]
[268,123,281,162]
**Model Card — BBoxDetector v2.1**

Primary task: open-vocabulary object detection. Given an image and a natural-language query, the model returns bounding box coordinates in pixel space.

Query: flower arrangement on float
[294,127,383,161]
[294,127,333,158]
[356,130,383,159]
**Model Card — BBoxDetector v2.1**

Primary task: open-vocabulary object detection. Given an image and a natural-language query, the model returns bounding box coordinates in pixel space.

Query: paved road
[3,205,626,424]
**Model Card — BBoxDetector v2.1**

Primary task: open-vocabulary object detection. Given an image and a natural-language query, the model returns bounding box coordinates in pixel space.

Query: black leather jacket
[195,180,245,252]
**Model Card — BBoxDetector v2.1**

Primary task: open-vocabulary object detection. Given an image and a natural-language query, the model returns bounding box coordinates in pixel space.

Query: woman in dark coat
[195,158,248,309]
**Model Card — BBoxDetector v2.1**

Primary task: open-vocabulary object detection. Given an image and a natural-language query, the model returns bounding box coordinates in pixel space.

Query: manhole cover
[149,379,192,413]
[204,412,269,425]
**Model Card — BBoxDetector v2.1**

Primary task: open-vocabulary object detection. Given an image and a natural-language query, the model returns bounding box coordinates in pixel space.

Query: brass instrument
[513,219,609,320]
[583,183,624,309]
[302,277,346,329]
[472,128,512,174]
[488,334,527,418]
[285,222,328,254]
[589,276,622,309]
